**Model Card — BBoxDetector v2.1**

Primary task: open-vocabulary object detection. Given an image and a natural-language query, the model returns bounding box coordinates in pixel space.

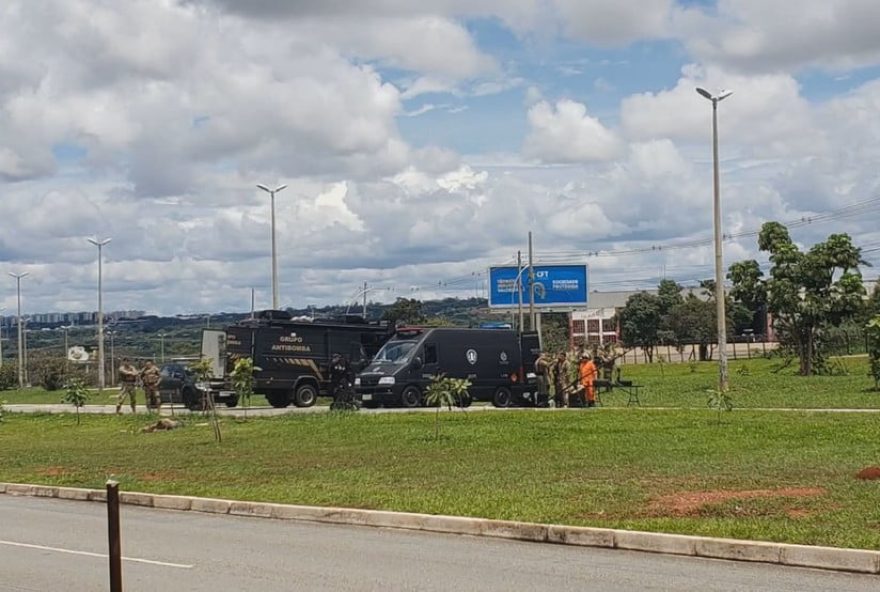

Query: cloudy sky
[2,0,880,316]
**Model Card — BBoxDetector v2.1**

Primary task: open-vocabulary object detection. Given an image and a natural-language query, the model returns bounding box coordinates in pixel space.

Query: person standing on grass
[117,358,139,414]
[534,351,551,407]
[140,360,162,413]
[578,353,598,408]
[551,351,570,408]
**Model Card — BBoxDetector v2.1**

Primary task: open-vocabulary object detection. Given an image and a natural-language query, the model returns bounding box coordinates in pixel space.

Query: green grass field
[3,357,878,409]
[1,409,878,549]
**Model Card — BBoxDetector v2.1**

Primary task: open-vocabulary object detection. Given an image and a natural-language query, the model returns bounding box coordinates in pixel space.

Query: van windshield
[374,340,417,364]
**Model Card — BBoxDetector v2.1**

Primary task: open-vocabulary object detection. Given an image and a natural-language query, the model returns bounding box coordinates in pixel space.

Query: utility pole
[88,237,111,393]
[363,281,368,318]
[9,272,28,389]
[696,87,733,392]
[250,288,255,319]
[256,183,288,309]
[516,250,523,334]
[528,231,535,331]
[0,308,4,370]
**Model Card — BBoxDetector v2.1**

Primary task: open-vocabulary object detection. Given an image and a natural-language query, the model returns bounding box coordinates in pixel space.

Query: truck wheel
[224,396,239,408]
[492,387,513,408]
[457,394,472,408]
[266,392,290,408]
[400,385,422,408]
[293,384,318,407]
[362,401,380,409]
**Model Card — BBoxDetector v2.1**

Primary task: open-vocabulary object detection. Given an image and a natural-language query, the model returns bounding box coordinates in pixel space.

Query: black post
[107,481,123,592]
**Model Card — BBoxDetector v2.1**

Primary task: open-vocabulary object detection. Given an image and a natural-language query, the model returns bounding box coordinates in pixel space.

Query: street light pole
[256,183,288,310]
[696,87,733,393]
[88,238,112,393]
[8,272,29,389]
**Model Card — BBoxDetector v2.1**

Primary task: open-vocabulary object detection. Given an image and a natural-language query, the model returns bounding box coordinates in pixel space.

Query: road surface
[1,496,877,591]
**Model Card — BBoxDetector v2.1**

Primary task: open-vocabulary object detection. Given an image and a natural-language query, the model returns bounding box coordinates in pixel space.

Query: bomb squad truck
[201,310,393,408]
[355,327,541,408]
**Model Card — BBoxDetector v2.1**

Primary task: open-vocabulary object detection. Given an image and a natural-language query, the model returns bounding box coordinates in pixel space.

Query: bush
[0,364,15,391]
[31,357,67,391]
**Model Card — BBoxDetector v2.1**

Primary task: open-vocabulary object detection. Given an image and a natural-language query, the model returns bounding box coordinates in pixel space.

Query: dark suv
[158,363,239,410]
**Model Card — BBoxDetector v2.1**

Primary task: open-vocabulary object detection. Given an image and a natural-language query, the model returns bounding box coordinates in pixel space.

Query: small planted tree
[189,357,221,442]
[63,379,90,425]
[424,375,471,440]
[0,399,6,423]
[229,357,258,419]
[706,388,734,425]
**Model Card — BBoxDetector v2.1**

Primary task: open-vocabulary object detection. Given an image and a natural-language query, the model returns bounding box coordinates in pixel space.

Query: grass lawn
[3,356,878,409]
[1,410,878,549]
[609,356,880,409]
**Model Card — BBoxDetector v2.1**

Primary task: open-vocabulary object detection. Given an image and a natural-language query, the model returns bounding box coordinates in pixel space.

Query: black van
[355,327,540,408]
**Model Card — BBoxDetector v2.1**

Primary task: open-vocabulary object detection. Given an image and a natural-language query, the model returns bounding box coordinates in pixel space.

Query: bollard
[107,480,123,592]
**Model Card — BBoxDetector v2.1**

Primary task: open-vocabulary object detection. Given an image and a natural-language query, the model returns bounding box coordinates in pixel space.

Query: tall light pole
[696,87,733,392]
[256,183,288,310]
[88,237,112,393]
[8,272,28,389]
[0,307,4,369]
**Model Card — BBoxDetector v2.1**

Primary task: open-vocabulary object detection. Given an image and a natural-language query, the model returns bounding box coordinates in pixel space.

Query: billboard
[488,264,588,309]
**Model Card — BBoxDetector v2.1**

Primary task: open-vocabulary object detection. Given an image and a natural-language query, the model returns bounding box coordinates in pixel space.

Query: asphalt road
[1,496,877,591]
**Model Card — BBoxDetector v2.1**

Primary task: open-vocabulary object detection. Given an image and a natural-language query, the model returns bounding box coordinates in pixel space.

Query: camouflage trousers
[117,382,137,413]
[144,385,161,410]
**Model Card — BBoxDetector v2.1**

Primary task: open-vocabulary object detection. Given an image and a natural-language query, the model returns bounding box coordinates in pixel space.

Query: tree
[62,379,90,425]
[867,316,880,390]
[666,295,715,360]
[757,222,867,375]
[618,292,662,362]
[190,357,221,442]
[382,298,425,326]
[424,375,471,440]
[229,357,258,419]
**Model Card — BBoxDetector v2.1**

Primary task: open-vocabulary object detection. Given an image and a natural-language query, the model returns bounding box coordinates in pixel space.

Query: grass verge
[1,409,878,549]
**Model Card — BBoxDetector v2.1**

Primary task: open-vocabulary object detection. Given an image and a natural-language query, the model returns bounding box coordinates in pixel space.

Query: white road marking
[0,539,194,569]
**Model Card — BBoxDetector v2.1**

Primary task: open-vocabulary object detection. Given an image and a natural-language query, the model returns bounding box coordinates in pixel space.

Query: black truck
[202,310,393,408]
[355,327,540,408]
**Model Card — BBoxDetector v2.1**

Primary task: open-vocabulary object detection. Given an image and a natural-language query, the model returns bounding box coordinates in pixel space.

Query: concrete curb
[2,482,878,575]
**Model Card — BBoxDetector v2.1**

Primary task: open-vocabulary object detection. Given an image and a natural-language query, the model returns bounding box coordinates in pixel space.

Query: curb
[2,482,878,575]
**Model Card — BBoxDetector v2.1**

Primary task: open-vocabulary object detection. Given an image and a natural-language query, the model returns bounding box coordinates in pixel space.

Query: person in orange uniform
[578,352,598,408]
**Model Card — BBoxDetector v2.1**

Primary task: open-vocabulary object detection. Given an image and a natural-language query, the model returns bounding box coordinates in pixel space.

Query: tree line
[617,222,879,375]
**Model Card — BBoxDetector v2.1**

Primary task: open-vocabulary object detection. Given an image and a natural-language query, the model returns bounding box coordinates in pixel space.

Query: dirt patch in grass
[648,487,825,517]
[36,466,69,477]
[856,467,880,481]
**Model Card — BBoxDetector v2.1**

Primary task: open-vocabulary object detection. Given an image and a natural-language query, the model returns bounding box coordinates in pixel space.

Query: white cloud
[553,0,675,45]
[676,0,880,72]
[523,100,622,163]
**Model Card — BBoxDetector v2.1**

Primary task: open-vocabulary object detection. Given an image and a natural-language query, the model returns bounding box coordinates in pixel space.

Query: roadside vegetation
[1,409,879,549]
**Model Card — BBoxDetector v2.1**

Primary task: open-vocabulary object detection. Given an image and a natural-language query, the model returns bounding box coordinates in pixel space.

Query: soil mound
[856,467,880,481]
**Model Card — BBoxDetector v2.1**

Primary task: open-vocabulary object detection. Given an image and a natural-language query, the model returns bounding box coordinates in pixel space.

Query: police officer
[117,358,139,414]
[551,351,570,408]
[329,353,355,405]
[534,351,551,407]
[141,360,162,412]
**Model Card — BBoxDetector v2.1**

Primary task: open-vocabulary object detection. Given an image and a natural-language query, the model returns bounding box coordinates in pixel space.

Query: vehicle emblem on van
[466,349,478,365]
[500,351,508,362]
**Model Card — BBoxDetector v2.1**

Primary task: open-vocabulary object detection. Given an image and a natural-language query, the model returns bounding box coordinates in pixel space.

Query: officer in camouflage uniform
[117,358,139,414]
[141,360,162,413]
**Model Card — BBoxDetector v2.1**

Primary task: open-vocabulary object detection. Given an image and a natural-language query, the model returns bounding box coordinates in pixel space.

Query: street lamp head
[274,184,288,193]
[256,184,271,193]
[8,272,29,279]
[87,237,112,247]
[696,87,734,102]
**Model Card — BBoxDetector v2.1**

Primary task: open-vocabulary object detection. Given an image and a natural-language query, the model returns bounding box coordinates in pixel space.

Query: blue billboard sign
[488,264,588,309]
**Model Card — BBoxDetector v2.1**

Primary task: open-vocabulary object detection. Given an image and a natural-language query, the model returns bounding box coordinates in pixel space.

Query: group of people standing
[116,358,162,414]
[534,344,622,408]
